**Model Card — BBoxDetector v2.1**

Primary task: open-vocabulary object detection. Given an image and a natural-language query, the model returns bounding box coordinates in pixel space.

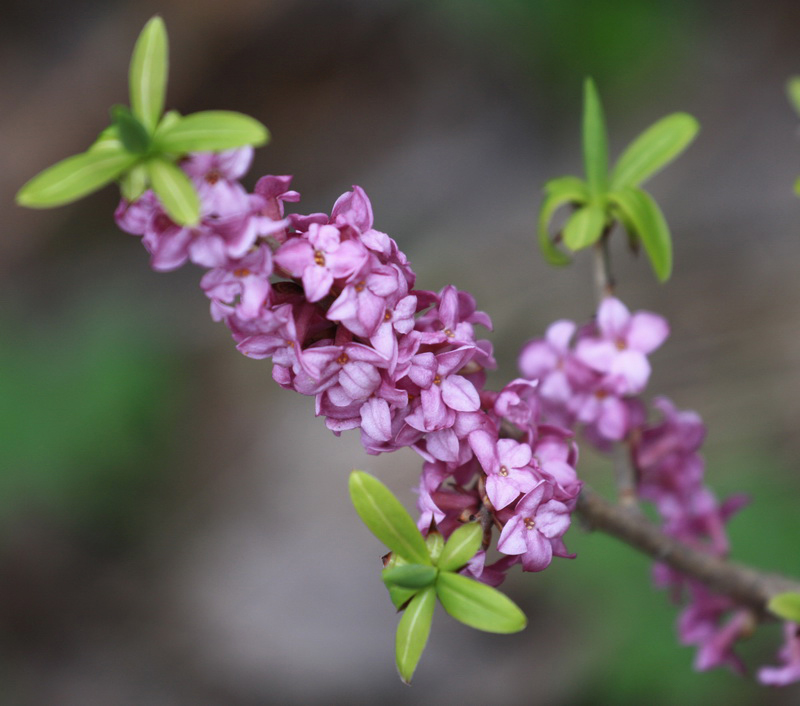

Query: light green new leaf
[382,553,416,611]
[767,592,800,623]
[146,157,200,226]
[788,77,800,117]
[563,203,606,251]
[610,113,699,189]
[111,105,151,155]
[349,471,431,566]
[425,532,444,564]
[435,572,527,633]
[16,149,137,208]
[383,564,438,589]
[129,16,169,133]
[119,163,149,202]
[395,586,436,684]
[155,111,269,153]
[437,523,482,572]
[537,176,589,266]
[607,187,672,282]
[582,78,609,194]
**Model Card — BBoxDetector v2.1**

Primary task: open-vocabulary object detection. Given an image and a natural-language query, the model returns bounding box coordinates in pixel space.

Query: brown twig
[575,485,800,615]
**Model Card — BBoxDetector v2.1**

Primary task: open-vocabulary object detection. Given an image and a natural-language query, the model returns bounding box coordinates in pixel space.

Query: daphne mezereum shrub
[16,16,800,686]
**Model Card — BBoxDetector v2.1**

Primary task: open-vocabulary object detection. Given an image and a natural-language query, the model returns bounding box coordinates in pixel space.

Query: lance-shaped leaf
[425,532,444,564]
[349,471,431,566]
[16,148,137,208]
[146,156,200,226]
[383,552,417,611]
[437,523,482,572]
[788,77,800,117]
[610,113,699,189]
[538,176,589,266]
[129,16,169,133]
[768,592,800,623]
[582,78,609,195]
[111,105,151,155]
[383,564,438,589]
[155,111,269,153]
[395,586,436,684]
[607,187,672,282]
[435,572,527,633]
[563,202,606,251]
[119,163,149,202]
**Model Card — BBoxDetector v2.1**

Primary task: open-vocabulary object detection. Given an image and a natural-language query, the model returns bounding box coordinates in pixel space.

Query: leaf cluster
[538,78,699,282]
[15,16,269,226]
[349,471,527,683]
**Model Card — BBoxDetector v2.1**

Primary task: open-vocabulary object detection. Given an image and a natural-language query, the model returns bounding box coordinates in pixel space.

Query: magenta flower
[575,297,669,395]
[274,224,368,302]
[497,482,571,571]
[758,622,800,686]
[469,430,538,510]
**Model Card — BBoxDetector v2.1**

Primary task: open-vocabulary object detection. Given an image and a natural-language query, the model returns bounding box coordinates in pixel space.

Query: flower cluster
[114,148,797,686]
[114,147,581,579]
[518,298,797,684]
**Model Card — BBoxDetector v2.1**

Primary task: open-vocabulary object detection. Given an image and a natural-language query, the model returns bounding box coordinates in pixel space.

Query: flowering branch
[575,485,800,615]
[15,16,800,688]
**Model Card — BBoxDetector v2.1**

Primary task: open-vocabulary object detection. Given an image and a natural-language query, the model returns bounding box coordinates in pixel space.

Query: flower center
[443,328,455,338]
[433,375,442,386]
[524,517,536,530]
[355,281,366,292]
[615,337,627,351]
[337,353,349,366]
[205,170,221,185]
[499,465,509,477]
[314,250,326,267]
[233,267,251,278]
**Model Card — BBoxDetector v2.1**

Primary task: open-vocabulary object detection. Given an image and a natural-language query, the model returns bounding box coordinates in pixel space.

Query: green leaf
[788,77,800,117]
[111,105,151,155]
[767,592,800,623]
[349,471,431,566]
[537,176,589,266]
[395,586,436,684]
[16,149,137,208]
[437,523,482,572]
[435,572,527,634]
[383,564,438,589]
[129,16,169,133]
[563,203,606,251]
[425,532,444,564]
[145,157,200,226]
[155,111,269,153]
[610,113,699,188]
[582,77,609,194]
[607,187,673,282]
[119,164,149,202]
[383,552,417,611]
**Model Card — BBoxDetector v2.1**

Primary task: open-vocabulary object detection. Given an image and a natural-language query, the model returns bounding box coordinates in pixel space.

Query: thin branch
[575,485,800,615]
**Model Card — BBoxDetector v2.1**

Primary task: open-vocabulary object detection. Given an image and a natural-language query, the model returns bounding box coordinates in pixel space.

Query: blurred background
[3,0,800,703]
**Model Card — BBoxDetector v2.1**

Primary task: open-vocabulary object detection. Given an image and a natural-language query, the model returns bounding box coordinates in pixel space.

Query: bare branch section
[575,485,800,615]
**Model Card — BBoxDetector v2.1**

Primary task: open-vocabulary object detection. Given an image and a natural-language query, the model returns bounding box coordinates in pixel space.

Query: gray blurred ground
[2,1,800,704]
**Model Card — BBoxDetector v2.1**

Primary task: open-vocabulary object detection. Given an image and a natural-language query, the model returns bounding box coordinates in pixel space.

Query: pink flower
[469,430,538,510]
[497,482,572,571]
[274,224,368,302]
[758,622,800,686]
[575,297,669,395]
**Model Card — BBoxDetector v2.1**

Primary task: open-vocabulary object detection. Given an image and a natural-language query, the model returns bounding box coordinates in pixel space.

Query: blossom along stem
[575,486,800,615]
